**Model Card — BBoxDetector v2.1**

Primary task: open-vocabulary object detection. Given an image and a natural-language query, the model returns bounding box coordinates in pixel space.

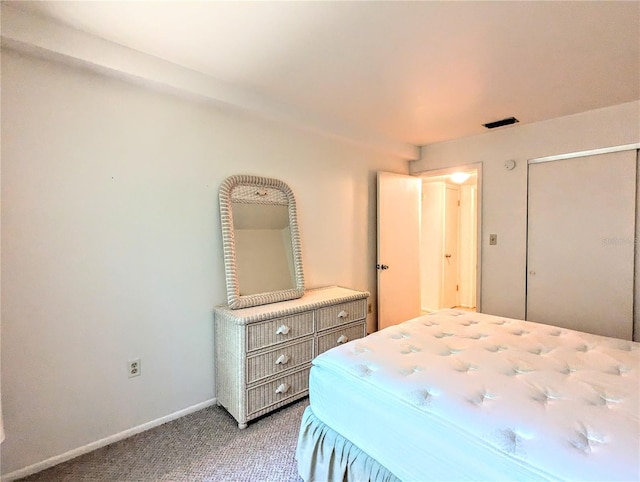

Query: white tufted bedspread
[311,310,639,481]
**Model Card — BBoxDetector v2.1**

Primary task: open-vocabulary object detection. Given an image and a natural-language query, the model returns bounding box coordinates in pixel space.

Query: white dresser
[214,286,369,428]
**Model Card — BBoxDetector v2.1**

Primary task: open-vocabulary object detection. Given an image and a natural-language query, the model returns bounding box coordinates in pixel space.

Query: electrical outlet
[128,358,141,378]
[368,303,372,314]
[489,234,498,245]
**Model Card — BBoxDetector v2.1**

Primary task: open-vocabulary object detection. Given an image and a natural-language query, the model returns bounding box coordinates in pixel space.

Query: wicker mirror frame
[219,175,305,309]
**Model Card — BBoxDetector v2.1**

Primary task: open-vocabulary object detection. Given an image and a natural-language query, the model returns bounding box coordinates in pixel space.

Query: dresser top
[214,286,369,325]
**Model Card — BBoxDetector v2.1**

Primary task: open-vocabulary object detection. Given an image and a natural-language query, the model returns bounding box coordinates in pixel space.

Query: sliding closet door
[526,149,637,340]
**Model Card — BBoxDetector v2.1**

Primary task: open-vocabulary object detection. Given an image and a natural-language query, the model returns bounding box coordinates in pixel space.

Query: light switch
[489,234,498,245]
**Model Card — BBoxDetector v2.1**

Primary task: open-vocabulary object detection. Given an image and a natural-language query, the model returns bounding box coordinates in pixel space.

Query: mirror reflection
[232,202,295,295]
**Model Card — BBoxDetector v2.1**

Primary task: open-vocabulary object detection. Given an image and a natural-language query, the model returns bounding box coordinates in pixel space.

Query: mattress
[306,310,640,481]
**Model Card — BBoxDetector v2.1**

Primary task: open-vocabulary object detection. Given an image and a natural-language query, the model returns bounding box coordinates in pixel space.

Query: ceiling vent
[483,117,519,129]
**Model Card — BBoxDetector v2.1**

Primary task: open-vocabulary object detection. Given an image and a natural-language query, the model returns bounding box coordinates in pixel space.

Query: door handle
[445,254,452,258]
[376,264,389,270]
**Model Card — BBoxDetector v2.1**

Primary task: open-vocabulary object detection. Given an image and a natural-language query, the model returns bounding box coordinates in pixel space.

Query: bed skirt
[296,406,400,482]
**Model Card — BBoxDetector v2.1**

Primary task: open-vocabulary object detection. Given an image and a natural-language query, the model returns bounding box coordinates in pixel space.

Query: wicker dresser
[214,286,369,428]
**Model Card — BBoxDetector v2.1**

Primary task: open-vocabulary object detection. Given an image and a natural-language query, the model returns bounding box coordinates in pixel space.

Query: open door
[377,172,421,330]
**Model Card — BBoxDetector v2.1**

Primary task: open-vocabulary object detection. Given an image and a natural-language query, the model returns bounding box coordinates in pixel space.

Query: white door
[458,186,477,308]
[527,150,636,339]
[420,182,445,312]
[442,187,459,308]
[377,172,421,330]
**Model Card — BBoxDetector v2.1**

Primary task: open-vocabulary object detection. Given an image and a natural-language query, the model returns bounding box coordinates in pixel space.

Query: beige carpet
[19,399,308,482]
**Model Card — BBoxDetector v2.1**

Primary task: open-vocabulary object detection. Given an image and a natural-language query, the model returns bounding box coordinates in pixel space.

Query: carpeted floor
[19,398,308,482]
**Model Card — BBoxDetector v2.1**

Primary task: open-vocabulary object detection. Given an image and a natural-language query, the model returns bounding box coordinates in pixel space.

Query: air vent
[483,117,519,129]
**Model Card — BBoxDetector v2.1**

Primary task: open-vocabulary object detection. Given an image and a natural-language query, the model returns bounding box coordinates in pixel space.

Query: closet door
[526,149,636,340]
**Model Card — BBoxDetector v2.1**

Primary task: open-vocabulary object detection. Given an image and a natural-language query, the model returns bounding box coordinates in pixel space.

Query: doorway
[418,167,479,312]
[376,165,481,329]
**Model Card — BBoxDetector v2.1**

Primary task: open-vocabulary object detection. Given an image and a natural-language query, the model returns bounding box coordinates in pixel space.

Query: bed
[296,309,639,481]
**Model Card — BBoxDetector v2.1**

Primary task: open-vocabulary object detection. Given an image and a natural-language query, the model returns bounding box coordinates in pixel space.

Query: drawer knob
[275,354,290,365]
[337,310,348,319]
[275,325,290,335]
[337,334,349,344]
[275,383,291,394]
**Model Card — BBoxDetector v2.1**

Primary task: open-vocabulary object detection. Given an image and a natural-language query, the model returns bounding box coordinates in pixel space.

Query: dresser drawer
[246,312,314,352]
[316,299,367,331]
[316,321,366,355]
[246,367,310,416]
[246,338,313,384]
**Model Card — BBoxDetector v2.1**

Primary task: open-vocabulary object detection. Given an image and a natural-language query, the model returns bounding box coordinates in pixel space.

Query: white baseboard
[1,398,217,482]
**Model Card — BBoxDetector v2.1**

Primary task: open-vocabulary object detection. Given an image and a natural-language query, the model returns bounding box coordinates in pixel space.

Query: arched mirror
[219,175,305,309]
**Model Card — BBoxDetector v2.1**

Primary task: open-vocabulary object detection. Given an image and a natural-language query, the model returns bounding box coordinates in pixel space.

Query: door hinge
[456,284,459,291]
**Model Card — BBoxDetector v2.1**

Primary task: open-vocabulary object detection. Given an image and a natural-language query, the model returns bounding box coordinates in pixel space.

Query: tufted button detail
[510,329,530,336]
[570,424,607,453]
[494,428,530,456]
[351,343,371,355]
[531,386,563,405]
[463,332,489,340]
[355,364,375,377]
[605,364,630,376]
[575,343,595,353]
[454,360,478,373]
[433,332,454,339]
[558,364,578,375]
[528,346,554,355]
[590,391,623,408]
[399,365,423,376]
[485,344,508,353]
[410,388,438,407]
[510,364,534,376]
[459,320,480,327]
[612,341,634,352]
[400,344,422,354]
[490,319,510,325]
[390,331,411,340]
[439,346,463,356]
[469,389,497,406]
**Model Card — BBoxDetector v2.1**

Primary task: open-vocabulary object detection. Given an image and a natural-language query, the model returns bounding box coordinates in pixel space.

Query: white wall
[0,49,407,476]
[410,100,640,322]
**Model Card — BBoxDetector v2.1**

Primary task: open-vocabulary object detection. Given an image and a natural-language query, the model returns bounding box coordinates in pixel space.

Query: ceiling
[6,1,640,149]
